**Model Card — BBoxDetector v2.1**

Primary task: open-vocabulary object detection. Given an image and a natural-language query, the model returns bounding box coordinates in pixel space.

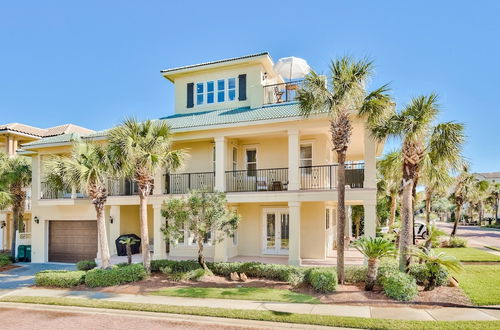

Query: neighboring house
[0,123,94,252]
[21,52,382,265]
[474,172,500,219]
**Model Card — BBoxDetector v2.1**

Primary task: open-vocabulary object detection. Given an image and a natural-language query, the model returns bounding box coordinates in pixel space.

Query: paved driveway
[0,263,75,291]
[436,222,500,249]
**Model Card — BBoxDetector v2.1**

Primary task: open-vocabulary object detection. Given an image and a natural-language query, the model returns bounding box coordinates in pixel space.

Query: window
[232,147,238,171]
[228,78,236,101]
[196,83,204,105]
[217,79,225,102]
[207,81,214,104]
[178,228,185,244]
[213,146,216,171]
[300,144,312,174]
[325,208,330,229]
[246,148,257,177]
[232,231,238,246]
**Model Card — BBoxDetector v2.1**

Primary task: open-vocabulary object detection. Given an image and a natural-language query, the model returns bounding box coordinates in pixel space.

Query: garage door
[49,220,98,263]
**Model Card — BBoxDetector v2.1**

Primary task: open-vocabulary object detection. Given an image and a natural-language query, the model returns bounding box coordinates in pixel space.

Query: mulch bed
[0,264,19,272]
[68,272,472,308]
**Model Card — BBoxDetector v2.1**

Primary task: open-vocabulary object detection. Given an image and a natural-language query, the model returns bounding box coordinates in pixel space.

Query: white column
[109,205,121,255]
[153,204,167,260]
[288,129,300,191]
[288,201,301,266]
[346,206,353,238]
[363,126,377,189]
[213,235,229,262]
[363,201,377,238]
[214,136,227,192]
[153,169,164,195]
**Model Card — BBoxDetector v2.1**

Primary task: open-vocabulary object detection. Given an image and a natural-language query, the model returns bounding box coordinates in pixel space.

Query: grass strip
[2,296,500,330]
[484,246,500,252]
[150,287,321,304]
[434,248,500,262]
[453,265,500,305]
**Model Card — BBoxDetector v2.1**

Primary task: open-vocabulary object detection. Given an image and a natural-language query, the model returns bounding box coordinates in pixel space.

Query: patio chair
[256,177,268,191]
[274,86,284,103]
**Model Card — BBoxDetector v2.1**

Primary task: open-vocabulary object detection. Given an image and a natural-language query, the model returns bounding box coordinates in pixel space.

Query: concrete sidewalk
[1,287,499,321]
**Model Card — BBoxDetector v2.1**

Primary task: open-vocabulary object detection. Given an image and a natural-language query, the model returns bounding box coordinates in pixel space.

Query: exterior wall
[300,202,326,259]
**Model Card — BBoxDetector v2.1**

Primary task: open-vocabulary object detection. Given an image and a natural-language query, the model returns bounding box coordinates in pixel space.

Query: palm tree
[298,56,393,284]
[413,248,463,291]
[351,205,364,238]
[44,142,112,268]
[371,94,465,271]
[378,151,402,227]
[489,183,500,224]
[352,236,396,291]
[0,153,32,259]
[108,118,184,272]
[451,169,476,237]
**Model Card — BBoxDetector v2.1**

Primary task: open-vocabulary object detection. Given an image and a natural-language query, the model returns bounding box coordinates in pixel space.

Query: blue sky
[1,1,499,172]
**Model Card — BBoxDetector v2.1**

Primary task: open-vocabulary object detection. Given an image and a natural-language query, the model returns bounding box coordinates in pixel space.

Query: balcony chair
[256,177,268,191]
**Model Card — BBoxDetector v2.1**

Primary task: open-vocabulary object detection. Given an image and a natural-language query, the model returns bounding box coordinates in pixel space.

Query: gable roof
[0,122,94,138]
[474,172,500,179]
[22,102,326,149]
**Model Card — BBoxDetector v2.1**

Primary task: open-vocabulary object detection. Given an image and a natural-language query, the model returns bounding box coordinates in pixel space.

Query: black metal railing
[40,182,72,199]
[263,80,304,105]
[225,168,289,192]
[165,172,215,194]
[300,163,364,190]
[107,178,154,196]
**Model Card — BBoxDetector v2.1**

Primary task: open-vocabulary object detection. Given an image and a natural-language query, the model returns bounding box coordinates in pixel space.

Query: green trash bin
[17,245,26,261]
[25,245,31,262]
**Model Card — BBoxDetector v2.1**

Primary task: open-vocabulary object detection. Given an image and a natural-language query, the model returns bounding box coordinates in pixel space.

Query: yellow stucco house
[20,52,382,265]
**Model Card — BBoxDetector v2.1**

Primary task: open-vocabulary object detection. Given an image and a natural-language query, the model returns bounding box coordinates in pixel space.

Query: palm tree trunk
[10,204,20,259]
[336,150,346,284]
[126,244,132,264]
[496,198,499,225]
[94,202,110,268]
[139,190,151,272]
[399,178,414,272]
[389,192,397,227]
[425,188,432,224]
[365,258,378,291]
[451,204,461,237]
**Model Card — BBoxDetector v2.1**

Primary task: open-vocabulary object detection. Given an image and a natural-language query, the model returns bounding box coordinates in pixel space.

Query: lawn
[434,248,500,262]
[150,287,320,304]
[3,296,500,330]
[453,265,500,305]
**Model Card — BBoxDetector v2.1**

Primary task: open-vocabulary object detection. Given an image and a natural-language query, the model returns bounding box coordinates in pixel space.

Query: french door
[262,208,289,255]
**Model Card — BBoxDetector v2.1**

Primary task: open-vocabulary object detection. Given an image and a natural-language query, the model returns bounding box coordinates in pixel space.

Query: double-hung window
[232,147,238,171]
[217,79,225,102]
[228,78,236,101]
[300,144,313,174]
[246,148,257,177]
[207,81,214,104]
[196,83,204,105]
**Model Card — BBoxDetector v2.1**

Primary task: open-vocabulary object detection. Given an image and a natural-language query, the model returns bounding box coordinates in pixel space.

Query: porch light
[34,216,39,224]
[110,216,113,224]
[0,221,5,228]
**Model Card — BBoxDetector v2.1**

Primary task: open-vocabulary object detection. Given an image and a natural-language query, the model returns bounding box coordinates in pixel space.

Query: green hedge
[306,268,337,293]
[0,254,12,267]
[35,270,86,288]
[381,271,418,301]
[441,237,467,248]
[76,260,97,271]
[151,259,200,273]
[408,263,449,287]
[85,264,147,287]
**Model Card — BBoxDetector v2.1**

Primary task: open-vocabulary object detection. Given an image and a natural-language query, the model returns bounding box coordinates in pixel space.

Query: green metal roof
[22,102,323,148]
[160,52,269,73]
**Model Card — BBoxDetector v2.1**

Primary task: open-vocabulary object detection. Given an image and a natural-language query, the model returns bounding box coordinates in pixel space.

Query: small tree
[161,190,240,270]
[119,237,140,264]
[352,236,396,291]
[412,248,463,291]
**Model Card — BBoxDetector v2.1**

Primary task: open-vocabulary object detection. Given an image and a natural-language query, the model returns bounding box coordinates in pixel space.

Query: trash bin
[115,234,141,256]
[25,245,31,262]
[17,245,27,261]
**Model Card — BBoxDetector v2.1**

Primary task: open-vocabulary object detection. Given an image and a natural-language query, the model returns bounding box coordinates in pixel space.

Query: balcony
[107,178,154,196]
[263,80,303,105]
[225,168,288,192]
[40,182,88,199]
[300,163,364,190]
[165,172,215,194]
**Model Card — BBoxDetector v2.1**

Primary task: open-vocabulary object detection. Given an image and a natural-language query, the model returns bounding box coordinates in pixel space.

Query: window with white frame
[217,79,225,102]
[300,144,312,174]
[228,78,236,101]
[232,147,238,171]
[325,208,330,229]
[246,148,257,177]
[207,81,215,104]
[196,82,204,105]
[232,231,238,246]
[213,146,216,171]
[194,78,238,106]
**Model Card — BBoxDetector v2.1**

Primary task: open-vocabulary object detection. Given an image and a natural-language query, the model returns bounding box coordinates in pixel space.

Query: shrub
[441,237,467,248]
[376,260,399,284]
[0,254,12,267]
[35,270,86,288]
[408,263,449,287]
[381,271,418,301]
[76,259,97,271]
[306,268,337,293]
[188,268,212,281]
[344,265,367,283]
[151,259,200,273]
[85,263,147,287]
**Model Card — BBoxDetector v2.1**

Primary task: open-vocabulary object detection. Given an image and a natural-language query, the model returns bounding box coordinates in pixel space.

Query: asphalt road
[436,222,500,248]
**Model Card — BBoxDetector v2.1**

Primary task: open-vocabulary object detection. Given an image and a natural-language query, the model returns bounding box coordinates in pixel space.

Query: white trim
[261,207,289,255]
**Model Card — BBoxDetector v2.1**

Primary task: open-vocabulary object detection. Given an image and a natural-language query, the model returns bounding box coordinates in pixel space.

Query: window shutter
[238,74,247,101]
[187,82,194,108]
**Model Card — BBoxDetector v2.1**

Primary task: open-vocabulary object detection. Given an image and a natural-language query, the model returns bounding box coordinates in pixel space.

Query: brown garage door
[49,220,98,263]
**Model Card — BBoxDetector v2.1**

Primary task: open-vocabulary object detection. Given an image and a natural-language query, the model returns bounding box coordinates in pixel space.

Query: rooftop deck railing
[263,80,304,105]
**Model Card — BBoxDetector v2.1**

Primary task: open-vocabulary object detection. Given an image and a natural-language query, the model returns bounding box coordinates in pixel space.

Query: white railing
[14,230,31,258]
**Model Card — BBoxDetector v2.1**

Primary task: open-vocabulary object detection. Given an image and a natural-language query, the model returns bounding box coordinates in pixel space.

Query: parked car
[379,221,428,239]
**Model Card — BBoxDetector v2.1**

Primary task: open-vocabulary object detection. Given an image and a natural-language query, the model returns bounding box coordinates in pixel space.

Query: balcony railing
[225,168,289,192]
[300,163,364,190]
[107,178,155,196]
[165,172,215,194]
[263,80,303,105]
[40,182,72,199]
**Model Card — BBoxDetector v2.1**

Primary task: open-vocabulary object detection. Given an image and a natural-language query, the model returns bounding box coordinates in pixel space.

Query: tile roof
[474,172,500,179]
[160,52,269,73]
[22,102,322,148]
[0,122,94,138]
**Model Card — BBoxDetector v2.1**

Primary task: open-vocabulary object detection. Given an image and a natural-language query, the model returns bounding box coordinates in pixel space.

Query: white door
[263,208,289,255]
[326,207,337,257]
